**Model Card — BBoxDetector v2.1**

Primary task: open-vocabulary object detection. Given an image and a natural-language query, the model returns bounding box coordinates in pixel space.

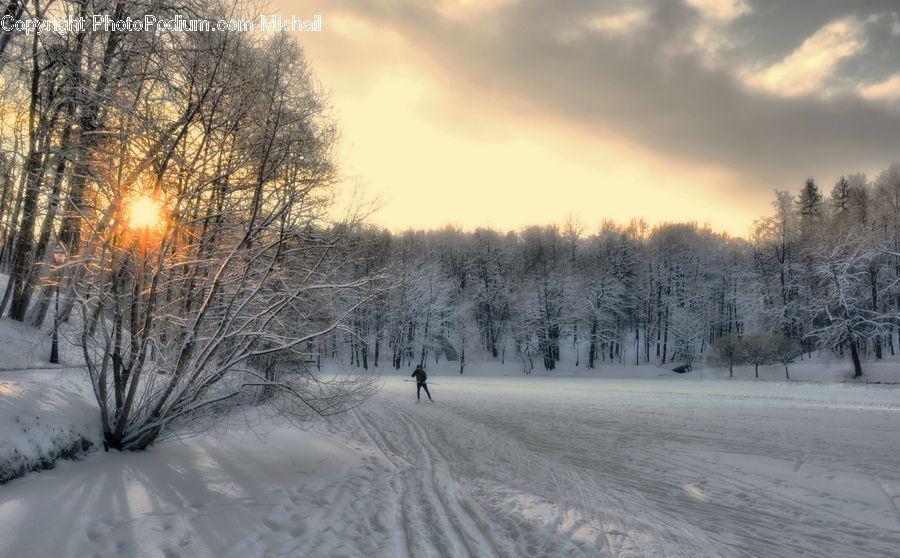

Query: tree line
[334,167,900,377]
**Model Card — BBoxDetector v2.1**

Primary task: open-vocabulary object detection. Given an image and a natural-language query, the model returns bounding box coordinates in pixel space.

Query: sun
[126,194,164,230]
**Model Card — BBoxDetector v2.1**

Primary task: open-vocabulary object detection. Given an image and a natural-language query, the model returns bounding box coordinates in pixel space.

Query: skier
[411,364,433,402]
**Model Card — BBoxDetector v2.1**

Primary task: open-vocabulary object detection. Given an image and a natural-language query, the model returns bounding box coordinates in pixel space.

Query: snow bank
[0,313,99,485]
[0,371,101,484]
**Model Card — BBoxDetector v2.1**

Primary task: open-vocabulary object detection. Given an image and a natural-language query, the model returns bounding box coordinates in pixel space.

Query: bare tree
[708,335,746,378]
[744,333,776,379]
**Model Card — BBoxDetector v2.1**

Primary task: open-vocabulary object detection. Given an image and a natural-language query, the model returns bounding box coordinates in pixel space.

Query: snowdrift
[0,372,100,484]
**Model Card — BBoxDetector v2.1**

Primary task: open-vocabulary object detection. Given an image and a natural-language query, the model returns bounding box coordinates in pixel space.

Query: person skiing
[411,364,433,402]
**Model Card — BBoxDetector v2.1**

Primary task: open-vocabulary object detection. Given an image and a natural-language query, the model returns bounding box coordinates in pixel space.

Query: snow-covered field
[2,370,900,557]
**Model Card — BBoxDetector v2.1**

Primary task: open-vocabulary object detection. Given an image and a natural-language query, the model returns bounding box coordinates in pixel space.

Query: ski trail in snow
[353,397,689,557]
[356,403,501,558]
[391,403,505,558]
[875,479,900,527]
[4,375,899,558]
[353,406,415,558]
[355,405,450,558]
[347,378,900,558]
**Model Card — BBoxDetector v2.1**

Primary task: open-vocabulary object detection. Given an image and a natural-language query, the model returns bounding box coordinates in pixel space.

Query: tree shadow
[0,426,351,557]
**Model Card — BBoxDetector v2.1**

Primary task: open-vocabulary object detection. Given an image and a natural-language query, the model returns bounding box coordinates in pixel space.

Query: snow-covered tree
[65,20,375,450]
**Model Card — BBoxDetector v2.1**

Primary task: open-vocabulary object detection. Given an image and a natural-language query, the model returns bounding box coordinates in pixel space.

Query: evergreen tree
[797,178,823,240]
[831,176,850,215]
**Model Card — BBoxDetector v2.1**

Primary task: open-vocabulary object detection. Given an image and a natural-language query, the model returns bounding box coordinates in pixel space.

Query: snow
[2,368,900,557]
[0,421,363,558]
[1,308,898,557]
[0,315,82,371]
[323,352,900,384]
[0,314,98,483]
[0,370,100,483]
[349,375,900,557]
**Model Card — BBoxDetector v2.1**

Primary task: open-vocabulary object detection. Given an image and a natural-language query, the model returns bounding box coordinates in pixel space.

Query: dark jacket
[412,368,427,382]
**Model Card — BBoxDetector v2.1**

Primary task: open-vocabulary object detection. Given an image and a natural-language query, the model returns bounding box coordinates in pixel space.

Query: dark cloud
[327,0,900,189]
[838,12,900,84]
[730,0,898,62]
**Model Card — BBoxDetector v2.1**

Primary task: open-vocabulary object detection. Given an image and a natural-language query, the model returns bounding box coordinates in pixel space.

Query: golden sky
[273,1,900,238]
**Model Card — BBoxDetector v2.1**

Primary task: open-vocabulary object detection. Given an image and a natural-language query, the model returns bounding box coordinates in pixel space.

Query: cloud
[436,0,518,21]
[590,8,652,34]
[742,17,866,97]
[303,0,900,194]
[682,0,751,68]
[684,0,750,23]
[860,73,900,102]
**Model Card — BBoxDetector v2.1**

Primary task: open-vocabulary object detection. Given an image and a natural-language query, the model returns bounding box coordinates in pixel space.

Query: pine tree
[798,178,823,240]
[831,176,850,214]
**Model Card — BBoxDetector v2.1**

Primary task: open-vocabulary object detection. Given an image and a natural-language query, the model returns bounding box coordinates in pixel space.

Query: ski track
[4,377,900,557]
[356,403,504,558]
[352,395,710,557]
[339,380,900,558]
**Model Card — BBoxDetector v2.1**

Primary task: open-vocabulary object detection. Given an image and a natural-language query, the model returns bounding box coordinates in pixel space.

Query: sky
[274,0,900,238]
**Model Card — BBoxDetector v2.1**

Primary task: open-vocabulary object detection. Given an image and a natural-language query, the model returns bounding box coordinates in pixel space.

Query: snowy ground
[346,376,900,557]
[2,372,900,557]
[0,369,99,483]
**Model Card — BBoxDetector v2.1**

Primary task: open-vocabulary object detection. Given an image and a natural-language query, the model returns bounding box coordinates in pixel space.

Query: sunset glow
[286,1,900,237]
[126,194,164,231]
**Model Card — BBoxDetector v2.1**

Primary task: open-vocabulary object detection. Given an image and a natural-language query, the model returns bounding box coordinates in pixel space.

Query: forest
[332,170,900,379]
